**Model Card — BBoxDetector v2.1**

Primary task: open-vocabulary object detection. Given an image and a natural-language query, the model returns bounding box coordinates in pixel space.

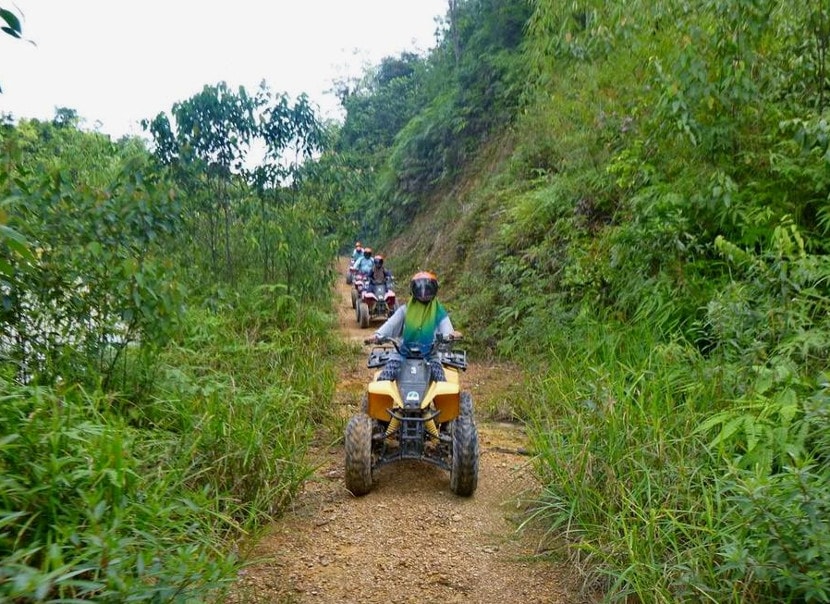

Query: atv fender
[366,380,401,422]
[426,380,462,423]
[443,366,461,385]
[366,379,461,423]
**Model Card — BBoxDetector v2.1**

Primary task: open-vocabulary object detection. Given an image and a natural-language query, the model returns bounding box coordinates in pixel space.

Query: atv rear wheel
[345,413,373,496]
[450,392,479,497]
[358,302,370,328]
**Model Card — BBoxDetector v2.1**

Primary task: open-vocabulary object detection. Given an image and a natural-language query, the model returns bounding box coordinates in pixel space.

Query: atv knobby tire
[345,413,373,496]
[358,302,370,328]
[346,272,353,285]
[351,287,358,309]
[450,392,479,496]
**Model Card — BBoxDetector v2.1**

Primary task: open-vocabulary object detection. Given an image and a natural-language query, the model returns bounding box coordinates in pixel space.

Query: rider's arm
[437,315,454,337]
[374,304,406,340]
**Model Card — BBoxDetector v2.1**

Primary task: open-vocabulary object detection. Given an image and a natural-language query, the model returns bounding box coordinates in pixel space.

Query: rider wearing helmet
[351,241,363,263]
[367,271,460,382]
[368,254,393,287]
[354,247,375,276]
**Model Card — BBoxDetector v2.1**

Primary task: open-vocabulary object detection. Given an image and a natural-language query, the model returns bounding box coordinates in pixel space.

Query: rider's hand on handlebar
[363,335,379,345]
[451,330,463,340]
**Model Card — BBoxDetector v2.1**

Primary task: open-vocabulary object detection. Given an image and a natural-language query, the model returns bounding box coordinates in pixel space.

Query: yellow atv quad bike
[344,334,479,497]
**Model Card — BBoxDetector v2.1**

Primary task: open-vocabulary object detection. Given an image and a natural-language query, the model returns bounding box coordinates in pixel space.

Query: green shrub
[719,464,830,603]
[0,382,239,602]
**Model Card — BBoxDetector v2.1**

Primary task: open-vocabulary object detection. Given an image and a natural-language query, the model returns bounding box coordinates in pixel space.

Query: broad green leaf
[3,237,34,261]
[0,9,22,36]
[710,415,744,447]
[1,25,20,38]
[744,416,758,452]
[87,241,102,256]
[775,388,799,425]
[695,410,731,434]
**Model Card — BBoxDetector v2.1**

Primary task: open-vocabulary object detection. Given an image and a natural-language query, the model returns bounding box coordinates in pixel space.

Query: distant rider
[351,241,364,264]
[368,255,393,289]
[354,247,375,277]
[365,271,460,383]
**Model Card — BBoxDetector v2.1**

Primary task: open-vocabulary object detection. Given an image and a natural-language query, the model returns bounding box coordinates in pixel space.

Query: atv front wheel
[450,392,479,496]
[351,287,358,309]
[345,413,373,496]
[346,272,353,285]
[358,302,370,328]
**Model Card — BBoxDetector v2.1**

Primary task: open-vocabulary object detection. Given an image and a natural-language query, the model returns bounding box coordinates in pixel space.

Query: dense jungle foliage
[320,0,830,602]
[1,91,338,599]
[2,0,830,601]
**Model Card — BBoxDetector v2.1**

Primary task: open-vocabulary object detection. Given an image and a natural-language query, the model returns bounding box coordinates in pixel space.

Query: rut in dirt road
[228,260,582,603]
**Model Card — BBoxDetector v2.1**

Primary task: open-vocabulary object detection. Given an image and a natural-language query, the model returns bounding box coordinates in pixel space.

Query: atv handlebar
[362,332,463,347]
[363,335,396,346]
[364,333,467,370]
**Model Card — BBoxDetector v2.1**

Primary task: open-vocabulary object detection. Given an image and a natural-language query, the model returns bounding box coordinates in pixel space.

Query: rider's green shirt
[374,299,452,356]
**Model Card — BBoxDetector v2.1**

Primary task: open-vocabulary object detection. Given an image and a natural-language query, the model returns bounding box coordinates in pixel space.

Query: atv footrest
[374,449,452,472]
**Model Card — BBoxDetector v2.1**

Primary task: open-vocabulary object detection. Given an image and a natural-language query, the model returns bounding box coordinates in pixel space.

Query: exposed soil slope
[228,261,580,603]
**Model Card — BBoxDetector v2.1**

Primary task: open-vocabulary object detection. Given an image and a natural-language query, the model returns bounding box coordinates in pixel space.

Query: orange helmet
[373,254,384,266]
[410,271,438,303]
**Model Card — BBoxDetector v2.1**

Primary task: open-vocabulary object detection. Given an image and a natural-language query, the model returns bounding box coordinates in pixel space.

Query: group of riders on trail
[350,241,393,289]
[349,240,461,384]
[344,242,477,498]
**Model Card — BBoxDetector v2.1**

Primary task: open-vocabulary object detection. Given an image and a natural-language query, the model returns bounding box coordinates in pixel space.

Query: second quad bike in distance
[344,334,479,497]
[346,263,357,285]
[356,280,397,328]
[351,273,366,309]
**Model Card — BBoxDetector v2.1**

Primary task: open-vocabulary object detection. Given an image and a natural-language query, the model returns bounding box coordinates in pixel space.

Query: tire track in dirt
[228,260,580,603]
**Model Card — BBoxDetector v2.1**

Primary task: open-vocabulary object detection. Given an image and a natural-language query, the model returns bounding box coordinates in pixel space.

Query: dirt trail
[229,261,579,603]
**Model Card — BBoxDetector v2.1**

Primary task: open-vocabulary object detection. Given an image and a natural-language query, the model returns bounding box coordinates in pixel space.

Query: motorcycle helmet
[373,255,384,267]
[410,271,438,303]
[363,247,373,258]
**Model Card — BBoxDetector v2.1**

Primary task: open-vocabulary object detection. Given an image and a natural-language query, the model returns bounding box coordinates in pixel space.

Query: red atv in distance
[346,264,358,285]
[351,273,367,310]
[356,279,397,328]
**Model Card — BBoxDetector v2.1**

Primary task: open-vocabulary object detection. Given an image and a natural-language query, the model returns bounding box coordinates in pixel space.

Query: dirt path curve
[229,260,578,603]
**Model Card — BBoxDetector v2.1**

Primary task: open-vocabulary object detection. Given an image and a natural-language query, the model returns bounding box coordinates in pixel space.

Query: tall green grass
[0,382,239,601]
[1,282,340,601]
[525,318,830,602]
[148,285,339,524]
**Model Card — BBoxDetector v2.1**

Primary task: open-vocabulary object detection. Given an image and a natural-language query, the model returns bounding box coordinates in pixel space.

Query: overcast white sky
[0,1,448,138]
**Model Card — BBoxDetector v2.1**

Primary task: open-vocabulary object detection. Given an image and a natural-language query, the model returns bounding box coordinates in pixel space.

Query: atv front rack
[367,346,393,368]
[368,344,468,371]
[438,350,467,370]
